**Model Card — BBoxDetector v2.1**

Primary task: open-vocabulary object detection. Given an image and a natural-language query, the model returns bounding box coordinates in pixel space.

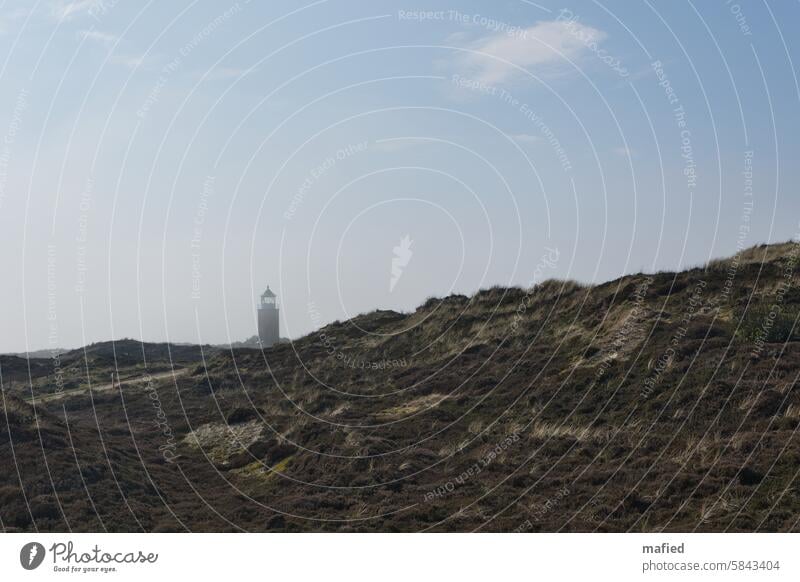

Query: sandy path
[30,368,189,404]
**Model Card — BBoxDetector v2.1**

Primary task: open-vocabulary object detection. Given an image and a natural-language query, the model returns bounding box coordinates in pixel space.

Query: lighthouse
[258,286,280,348]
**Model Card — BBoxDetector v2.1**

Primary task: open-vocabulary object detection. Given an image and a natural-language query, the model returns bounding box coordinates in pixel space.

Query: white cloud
[51,0,98,21]
[458,19,606,84]
[78,29,118,44]
[109,54,145,69]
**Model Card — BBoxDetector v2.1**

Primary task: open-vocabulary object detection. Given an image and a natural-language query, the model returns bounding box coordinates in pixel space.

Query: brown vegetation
[2,243,800,532]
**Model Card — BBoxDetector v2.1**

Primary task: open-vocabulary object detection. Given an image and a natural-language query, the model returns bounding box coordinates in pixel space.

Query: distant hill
[1,348,69,359]
[2,242,799,532]
[218,335,292,349]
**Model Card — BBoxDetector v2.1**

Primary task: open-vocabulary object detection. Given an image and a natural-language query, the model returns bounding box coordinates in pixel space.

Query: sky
[0,0,798,353]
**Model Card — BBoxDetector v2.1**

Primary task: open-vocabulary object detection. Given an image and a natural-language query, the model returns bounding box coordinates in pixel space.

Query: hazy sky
[1,0,798,352]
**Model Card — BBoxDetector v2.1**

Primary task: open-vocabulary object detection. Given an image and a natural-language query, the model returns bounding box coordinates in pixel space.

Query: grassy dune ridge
[1,242,800,532]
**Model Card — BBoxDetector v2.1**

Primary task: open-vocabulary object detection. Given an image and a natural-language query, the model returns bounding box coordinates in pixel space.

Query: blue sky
[1,0,798,352]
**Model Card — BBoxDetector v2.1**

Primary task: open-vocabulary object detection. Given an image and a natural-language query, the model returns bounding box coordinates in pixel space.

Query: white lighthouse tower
[258,286,279,347]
